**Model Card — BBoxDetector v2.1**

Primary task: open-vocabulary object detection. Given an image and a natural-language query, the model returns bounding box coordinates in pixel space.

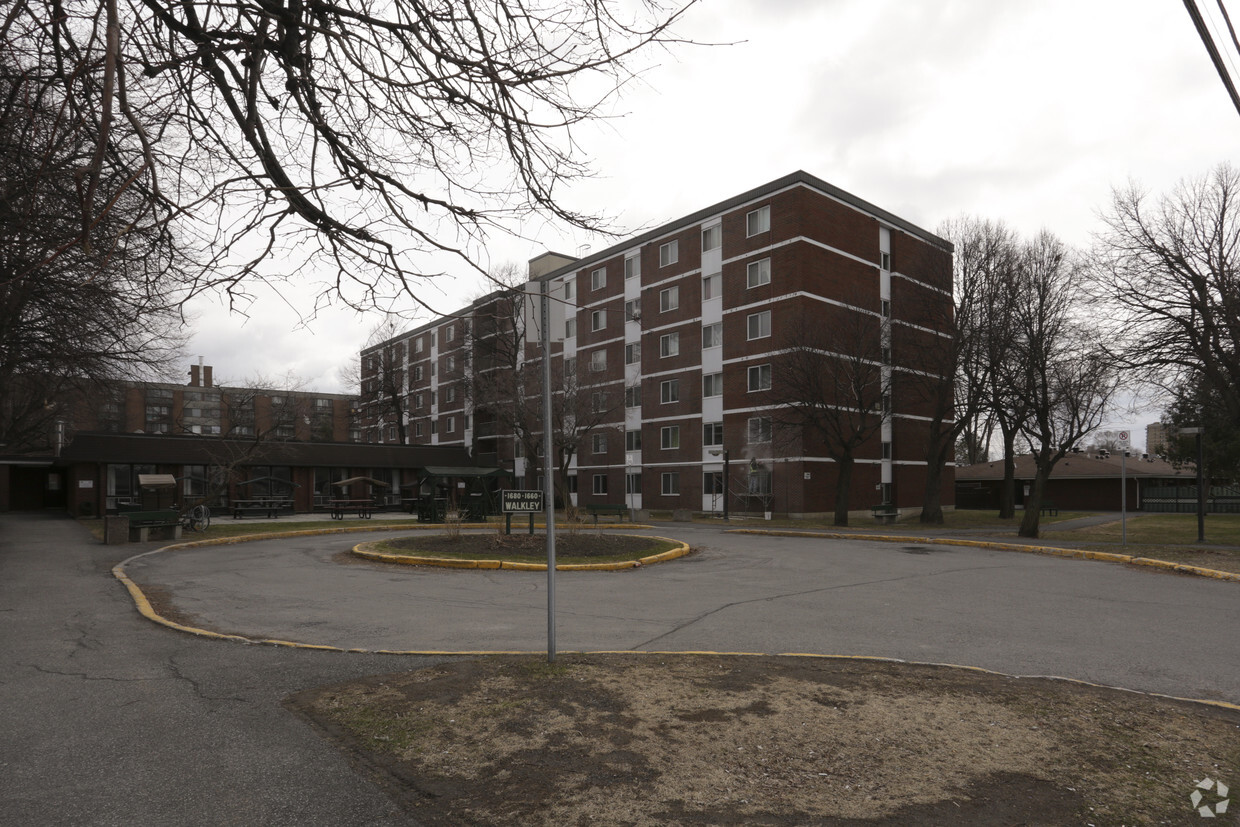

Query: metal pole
[1121,450,1127,546]
[723,449,730,521]
[1197,430,1206,543]
[540,282,557,662]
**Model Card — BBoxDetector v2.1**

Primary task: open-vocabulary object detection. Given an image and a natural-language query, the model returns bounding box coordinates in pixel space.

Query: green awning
[420,466,513,478]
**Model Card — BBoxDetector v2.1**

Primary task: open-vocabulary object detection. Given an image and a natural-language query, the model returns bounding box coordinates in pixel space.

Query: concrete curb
[728,529,1240,582]
[350,534,691,571]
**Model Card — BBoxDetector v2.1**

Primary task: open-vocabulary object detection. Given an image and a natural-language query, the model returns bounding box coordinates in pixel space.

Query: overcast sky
[182,0,1238,449]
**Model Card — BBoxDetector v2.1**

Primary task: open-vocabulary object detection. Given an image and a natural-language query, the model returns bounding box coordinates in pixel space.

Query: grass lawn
[1064,513,1240,574]
[366,532,679,566]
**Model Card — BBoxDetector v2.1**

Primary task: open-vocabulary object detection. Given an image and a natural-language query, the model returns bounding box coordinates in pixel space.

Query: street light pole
[723,448,730,521]
[1197,428,1206,543]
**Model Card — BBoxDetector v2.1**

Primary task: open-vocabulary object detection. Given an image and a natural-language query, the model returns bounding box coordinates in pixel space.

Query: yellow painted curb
[350,534,690,572]
[728,529,1240,582]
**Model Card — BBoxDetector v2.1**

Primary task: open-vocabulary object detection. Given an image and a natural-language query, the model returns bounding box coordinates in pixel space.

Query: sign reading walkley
[501,490,545,513]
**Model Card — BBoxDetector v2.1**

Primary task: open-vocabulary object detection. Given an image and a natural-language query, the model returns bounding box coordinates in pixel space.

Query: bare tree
[3,1,699,314]
[769,305,888,526]
[0,57,186,452]
[1095,164,1240,423]
[1009,233,1118,538]
[358,316,412,443]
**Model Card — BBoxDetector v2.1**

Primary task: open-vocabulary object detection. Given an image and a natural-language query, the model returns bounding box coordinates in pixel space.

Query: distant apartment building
[359,171,955,518]
[1146,421,1170,456]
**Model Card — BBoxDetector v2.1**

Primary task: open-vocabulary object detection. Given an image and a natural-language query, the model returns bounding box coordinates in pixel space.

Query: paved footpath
[0,513,435,826]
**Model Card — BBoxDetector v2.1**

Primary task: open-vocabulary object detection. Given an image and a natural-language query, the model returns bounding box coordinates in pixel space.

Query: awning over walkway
[420,466,513,478]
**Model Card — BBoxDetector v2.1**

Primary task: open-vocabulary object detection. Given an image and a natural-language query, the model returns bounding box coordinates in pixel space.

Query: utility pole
[541,281,556,662]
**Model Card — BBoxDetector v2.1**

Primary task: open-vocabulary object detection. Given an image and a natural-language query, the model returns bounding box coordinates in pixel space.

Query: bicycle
[181,503,211,533]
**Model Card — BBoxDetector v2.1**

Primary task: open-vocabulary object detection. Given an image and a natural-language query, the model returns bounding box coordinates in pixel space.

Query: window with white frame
[625,343,641,365]
[445,325,455,342]
[660,332,680,357]
[387,425,397,441]
[565,356,577,376]
[565,317,577,338]
[659,240,678,267]
[881,300,891,318]
[413,365,423,381]
[880,251,891,271]
[414,392,424,408]
[747,310,771,340]
[625,429,642,451]
[565,279,576,300]
[702,224,721,251]
[626,473,640,494]
[430,390,436,405]
[747,416,772,443]
[702,273,721,300]
[660,379,680,404]
[446,355,455,372]
[661,425,680,449]
[431,362,436,376]
[591,267,606,290]
[746,205,770,236]
[445,386,455,403]
[593,474,608,495]
[703,421,724,446]
[624,299,641,322]
[590,349,606,372]
[592,432,607,453]
[661,472,680,496]
[414,338,424,354]
[415,422,424,437]
[566,474,577,493]
[748,469,772,495]
[659,286,679,313]
[703,373,723,398]
[624,256,639,280]
[591,309,607,331]
[625,386,642,407]
[748,364,772,392]
[430,418,438,434]
[704,471,723,495]
[882,441,893,459]
[445,416,455,434]
[591,391,607,412]
[702,322,722,349]
[747,257,771,288]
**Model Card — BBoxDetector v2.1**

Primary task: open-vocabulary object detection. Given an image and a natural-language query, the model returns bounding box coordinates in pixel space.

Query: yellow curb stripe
[728,529,1240,582]
[351,535,690,572]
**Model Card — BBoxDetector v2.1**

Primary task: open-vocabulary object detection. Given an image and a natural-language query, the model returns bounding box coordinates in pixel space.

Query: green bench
[1040,500,1059,516]
[123,509,182,542]
[585,504,629,524]
[870,503,898,524]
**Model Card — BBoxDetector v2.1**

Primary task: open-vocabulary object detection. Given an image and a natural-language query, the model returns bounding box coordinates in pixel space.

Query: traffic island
[352,532,689,571]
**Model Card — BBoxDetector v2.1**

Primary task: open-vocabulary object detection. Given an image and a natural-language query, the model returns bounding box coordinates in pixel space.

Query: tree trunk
[920,440,949,524]
[998,425,1018,519]
[833,458,853,526]
[1018,464,1051,538]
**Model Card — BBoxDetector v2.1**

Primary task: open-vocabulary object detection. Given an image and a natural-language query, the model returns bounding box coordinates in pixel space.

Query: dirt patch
[286,654,1240,825]
[376,532,669,561]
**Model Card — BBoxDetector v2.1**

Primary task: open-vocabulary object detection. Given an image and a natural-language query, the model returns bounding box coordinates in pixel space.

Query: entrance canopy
[137,474,177,489]
[420,466,513,479]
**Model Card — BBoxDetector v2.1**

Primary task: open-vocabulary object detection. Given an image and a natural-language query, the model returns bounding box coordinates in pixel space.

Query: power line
[1183,0,1240,117]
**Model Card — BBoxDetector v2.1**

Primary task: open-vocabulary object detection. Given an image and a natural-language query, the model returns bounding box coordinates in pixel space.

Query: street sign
[1117,430,1130,445]
[501,490,544,513]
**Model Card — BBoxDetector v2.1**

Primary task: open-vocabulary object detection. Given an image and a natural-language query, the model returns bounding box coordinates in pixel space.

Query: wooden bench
[585,504,629,524]
[1040,500,1059,516]
[871,503,898,524]
[331,499,373,520]
[231,499,292,519]
[124,509,183,542]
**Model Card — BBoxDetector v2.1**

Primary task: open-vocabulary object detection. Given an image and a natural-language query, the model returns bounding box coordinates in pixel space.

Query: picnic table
[330,499,374,520]
[231,499,292,519]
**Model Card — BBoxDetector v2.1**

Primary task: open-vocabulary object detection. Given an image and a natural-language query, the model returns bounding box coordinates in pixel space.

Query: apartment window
[626,474,641,495]
[747,258,771,288]
[593,474,608,495]
[430,362,436,376]
[590,349,607,372]
[565,315,576,338]
[702,224,721,252]
[591,391,607,413]
[704,471,723,495]
[464,414,471,430]
[564,279,576,301]
[661,425,680,449]
[703,373,723,398]
[660,332,680,357]
[747,311,771,340]
[702,273,721,300]
[592,433,607,454]
[415,422,424,437]
[625,429,642,451]
[314,398,333,410]
[445,416,455,434]
[413,365,423,381]
[661,472,680,496]
[881,300,891,318]
[625,343,641,365]
[659,240,679,267]
[445,325,456,342]
[591,309,607,331]
[748,364,772,392]
[414,338,424,354]
[624,256,639,280]
[445,386,456,403]
[414,392,423,409]
[430,419,437,434]
[882,441,893,459]
[748,416,772,443]
[591,267,606,290]
[431,332,436,346]
[703,421,724,446]
[882,392,892,415]
[624,299,641,322]
[625,386,642,408]
[748,469,773,495]
[746,205,770,236]
[702,323,722,349]
[430,391,436,406]
[660,379,680,404]
[565,356,577,376]
[446,355,455,373]
[659,286,679,313]
[880,251,891,271]
[567,474,578,493]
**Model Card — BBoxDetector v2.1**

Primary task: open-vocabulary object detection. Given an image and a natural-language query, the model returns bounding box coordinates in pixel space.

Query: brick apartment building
[360,171,955,519]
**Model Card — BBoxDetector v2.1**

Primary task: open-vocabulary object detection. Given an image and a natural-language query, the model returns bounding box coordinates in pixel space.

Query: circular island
[352,531,689,571]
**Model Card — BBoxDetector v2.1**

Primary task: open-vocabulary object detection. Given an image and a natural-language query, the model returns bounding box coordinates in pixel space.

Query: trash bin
[104,515,129,545]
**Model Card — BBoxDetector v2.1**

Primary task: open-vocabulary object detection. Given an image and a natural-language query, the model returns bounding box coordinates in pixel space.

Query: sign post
[1117,430,1130,545]
[501,489,543,535]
